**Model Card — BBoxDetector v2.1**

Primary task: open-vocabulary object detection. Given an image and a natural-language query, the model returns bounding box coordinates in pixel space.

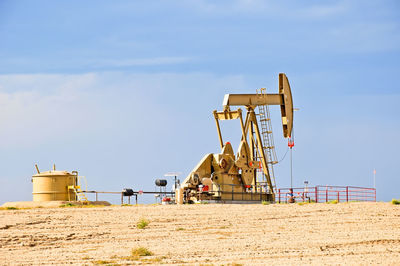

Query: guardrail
[80,185,376,204]
[277,185,376,203]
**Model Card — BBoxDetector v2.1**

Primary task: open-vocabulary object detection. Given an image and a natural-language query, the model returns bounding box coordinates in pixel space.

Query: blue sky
[0,0,399,204]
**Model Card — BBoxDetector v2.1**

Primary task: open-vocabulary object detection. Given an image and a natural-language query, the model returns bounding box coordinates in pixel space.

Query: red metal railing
[277,185,376,203]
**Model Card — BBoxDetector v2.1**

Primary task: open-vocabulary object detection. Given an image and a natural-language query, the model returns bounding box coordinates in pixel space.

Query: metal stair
[68,176,89,203]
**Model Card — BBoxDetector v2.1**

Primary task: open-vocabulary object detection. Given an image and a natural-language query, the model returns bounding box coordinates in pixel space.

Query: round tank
[32,169,77,201]
[155,179,167,187]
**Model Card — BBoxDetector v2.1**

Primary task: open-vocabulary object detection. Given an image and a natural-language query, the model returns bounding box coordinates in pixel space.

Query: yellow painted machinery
[178,73,293,204]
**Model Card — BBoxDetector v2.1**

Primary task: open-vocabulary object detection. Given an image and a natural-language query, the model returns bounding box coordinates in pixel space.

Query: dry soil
[0,202,399,265]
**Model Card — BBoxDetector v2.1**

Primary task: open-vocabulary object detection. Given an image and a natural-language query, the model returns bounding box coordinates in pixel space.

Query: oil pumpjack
[177,73,294,204]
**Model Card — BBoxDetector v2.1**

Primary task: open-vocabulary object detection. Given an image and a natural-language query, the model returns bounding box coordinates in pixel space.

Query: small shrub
[81,204,107,208]
[59,203,76,208]
[137,218,149,229]
[128,247,153,260]
[176,227,185,231]
[326,200,338,204]
[92,260,117,264]
[6,207,18,210]
[391,199,400,205]
[59,203,107,208]
[261,201,270,205]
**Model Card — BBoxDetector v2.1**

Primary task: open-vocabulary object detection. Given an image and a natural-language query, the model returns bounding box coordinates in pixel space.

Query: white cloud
[0,74,101,148]
[328,22,400,53]
[185,0,349,19]
[0,71,250,203]
[89,57,192,68]
[0,72,246,149]
[297,3,348,18]
[0,56,193,73]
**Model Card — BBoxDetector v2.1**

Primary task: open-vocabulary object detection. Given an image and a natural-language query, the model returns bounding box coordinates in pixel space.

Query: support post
[238,109,247,146]
[346,186,348,202]
[249,120,255,161]
[213,110,224,149]
[315,187,318,203]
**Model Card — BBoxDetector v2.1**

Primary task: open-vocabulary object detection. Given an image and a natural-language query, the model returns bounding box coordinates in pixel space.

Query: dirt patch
[0,202,399,265]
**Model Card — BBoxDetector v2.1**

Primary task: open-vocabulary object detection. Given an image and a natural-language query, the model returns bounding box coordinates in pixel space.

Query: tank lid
[33,170,74,177]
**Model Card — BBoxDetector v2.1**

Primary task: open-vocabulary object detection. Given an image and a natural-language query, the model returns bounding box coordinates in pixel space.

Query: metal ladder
[256,88,278,191]
[76,185,89,202]
[68,176,89,203]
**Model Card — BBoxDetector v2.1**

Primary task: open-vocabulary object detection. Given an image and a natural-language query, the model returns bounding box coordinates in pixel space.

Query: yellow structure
[32,164,79,201]
[179,73,293,203]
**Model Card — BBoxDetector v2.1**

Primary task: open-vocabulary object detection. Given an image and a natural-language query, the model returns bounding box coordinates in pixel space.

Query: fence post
[346,186,348,202]
[337,191,339,202]
[278,189,281,203]
[326,188,328,202]
[315,187,318,203]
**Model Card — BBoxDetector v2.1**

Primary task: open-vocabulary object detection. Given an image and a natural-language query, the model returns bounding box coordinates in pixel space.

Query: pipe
[35,164,40,174]
[72,171,79,201]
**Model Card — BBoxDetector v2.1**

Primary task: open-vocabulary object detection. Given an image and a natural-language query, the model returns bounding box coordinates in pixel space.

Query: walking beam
[222,73,293,138]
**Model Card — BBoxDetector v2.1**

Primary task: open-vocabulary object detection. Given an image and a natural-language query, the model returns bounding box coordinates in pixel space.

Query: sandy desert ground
[0,202,399,265]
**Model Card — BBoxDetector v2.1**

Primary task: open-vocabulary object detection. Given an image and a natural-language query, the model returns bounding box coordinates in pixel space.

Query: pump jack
[177,73,294,204]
